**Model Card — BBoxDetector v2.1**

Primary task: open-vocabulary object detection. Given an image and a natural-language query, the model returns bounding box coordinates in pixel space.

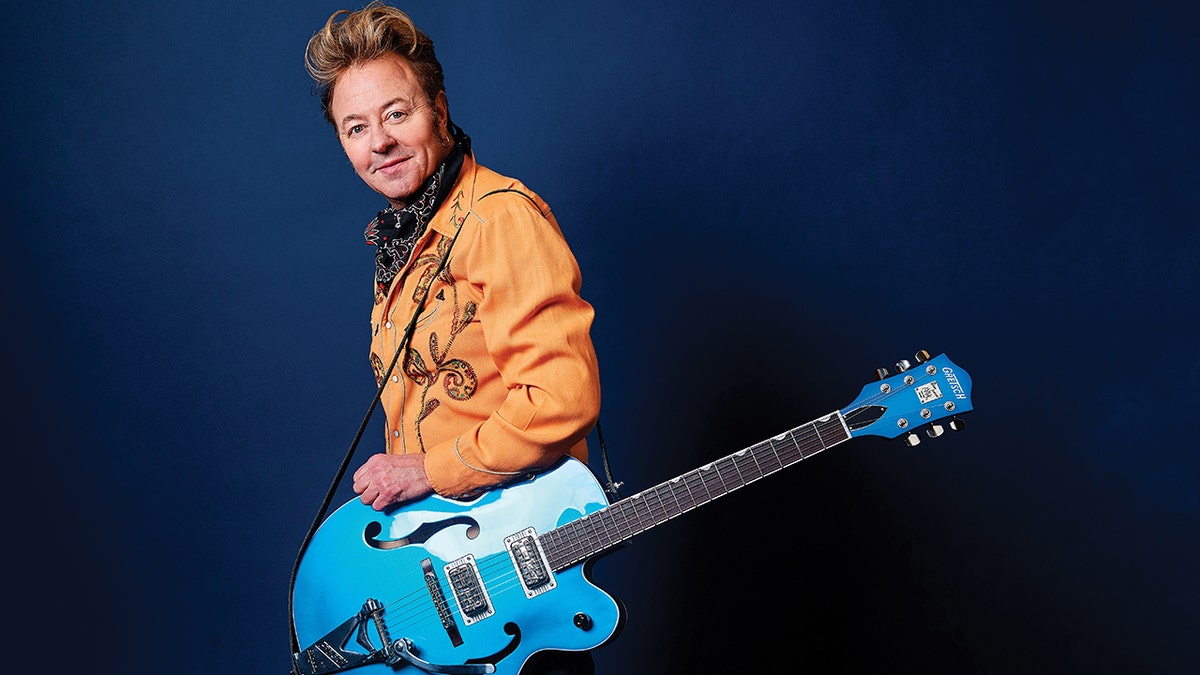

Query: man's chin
[373,182,417,208]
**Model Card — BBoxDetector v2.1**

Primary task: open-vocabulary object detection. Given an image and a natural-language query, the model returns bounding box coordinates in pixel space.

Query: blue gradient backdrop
[4,1,1197,673]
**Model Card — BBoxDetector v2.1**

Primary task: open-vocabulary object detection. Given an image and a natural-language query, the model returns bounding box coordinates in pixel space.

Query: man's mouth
[374,157,408,175]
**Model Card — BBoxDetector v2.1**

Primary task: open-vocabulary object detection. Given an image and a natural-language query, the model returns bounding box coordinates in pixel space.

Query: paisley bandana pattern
[364,129,469,299]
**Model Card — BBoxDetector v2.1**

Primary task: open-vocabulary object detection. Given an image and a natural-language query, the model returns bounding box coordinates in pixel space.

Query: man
[301,3,602,673]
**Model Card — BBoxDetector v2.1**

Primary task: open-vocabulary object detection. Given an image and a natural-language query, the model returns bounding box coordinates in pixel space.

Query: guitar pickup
[445,554,494,625]
[504,528,556,598]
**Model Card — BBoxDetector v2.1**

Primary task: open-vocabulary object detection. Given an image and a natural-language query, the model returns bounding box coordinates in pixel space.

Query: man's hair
[305,1,448,128]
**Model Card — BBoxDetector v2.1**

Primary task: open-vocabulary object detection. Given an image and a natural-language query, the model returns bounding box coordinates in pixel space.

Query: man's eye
[347,124,366,137]
[386,110,406,121]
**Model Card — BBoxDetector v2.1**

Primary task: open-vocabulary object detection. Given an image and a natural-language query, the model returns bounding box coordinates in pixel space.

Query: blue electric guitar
[291,351,974,675]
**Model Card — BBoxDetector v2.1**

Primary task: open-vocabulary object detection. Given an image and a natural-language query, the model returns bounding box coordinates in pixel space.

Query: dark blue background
[5,1,1197,673]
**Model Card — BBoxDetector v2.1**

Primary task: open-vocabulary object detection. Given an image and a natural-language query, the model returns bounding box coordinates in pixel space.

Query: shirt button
[393,430,400,438]
[385,321,393,330]
[392,375,398,382]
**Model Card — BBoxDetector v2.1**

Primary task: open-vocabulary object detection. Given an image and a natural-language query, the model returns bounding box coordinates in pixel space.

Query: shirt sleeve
[422,190,601,497]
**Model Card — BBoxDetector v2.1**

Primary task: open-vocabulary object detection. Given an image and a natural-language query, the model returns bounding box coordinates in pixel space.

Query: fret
[818,414,850,447]
[760,435,787,473]
[722,454,751,490]
[540,528,561,562]
[751,438,784,475]
[812,420,831,454]
[773,429,804,466]
[572,514,599,555]
[639,490,663,531]
[626,493,655,536]
[724,452,749,487]
[732,448,764,483]
[643,487,662,526]
[543,521,571,569]
[711,456,740,495]
[684,466,714,506]
[674,473,699,513]
[808,415,848,457]
[643,486,671,524]
[700,459,727,497]
[793,425,822,459]
[609,501,632,544]
[604,500,630,542]
[595,511,618,550]
[557,519,585,562]
[699,461,730,499]
[660,479,688,519]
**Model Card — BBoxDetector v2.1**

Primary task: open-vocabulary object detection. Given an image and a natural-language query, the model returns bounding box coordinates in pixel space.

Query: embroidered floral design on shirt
[396,231,479,452]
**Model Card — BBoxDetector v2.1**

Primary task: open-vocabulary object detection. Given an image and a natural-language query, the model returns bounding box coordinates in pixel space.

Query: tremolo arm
[291,598,494,675]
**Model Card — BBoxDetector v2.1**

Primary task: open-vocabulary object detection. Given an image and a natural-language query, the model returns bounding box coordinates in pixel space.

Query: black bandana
[364,129,469,296]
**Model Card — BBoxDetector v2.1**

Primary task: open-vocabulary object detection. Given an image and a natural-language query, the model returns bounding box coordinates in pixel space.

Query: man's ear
[435,90,449,135]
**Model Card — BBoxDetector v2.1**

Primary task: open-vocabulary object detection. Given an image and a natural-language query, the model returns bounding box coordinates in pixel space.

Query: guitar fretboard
[540,411,851,570]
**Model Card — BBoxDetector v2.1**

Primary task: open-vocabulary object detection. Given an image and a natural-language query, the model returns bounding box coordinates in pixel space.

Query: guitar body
[292,456,622,675]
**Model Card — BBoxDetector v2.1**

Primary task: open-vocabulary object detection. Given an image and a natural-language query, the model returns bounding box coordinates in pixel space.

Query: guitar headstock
[839,351,973,446]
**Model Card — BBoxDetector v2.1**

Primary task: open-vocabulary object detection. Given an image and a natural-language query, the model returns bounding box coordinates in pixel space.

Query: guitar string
[360,364,938,639]
[377,549,530,634]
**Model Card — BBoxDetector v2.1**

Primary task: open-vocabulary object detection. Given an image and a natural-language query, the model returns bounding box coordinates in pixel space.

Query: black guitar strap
[286,220,462,654]
[595,421,622,501]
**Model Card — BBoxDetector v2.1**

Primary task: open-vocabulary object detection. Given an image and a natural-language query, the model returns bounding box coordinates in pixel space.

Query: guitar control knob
[895,359,911,372]
[914,349,931,363]
[904,432,921,447]
[573,613,593,631]
[949,417,966,432]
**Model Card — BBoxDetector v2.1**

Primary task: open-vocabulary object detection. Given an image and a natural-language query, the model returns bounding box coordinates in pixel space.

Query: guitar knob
[895,359,912,372]
[926,424,944,438]
[875,367,890,381]
[914,349,931,363]
[949,417,966,432]
[904,432,921,447]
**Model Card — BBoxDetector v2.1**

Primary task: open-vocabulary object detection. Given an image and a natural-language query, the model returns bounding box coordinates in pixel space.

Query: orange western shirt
[369,152,601,498]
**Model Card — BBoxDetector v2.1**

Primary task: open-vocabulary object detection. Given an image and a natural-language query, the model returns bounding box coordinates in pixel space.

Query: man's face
[330,53,449,208]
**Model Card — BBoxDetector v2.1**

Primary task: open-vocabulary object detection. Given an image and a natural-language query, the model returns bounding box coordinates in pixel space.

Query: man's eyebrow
[340,98,407,126]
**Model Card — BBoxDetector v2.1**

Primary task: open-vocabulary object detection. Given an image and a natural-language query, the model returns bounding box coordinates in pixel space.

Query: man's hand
[352,453,434,510]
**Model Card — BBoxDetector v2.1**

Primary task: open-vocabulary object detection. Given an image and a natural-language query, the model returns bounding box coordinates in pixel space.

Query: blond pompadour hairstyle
[304,2,449,128]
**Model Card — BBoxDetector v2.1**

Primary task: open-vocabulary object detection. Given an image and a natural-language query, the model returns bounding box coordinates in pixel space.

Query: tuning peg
[949,417,966,432]
[895,359,912,372]
[904,432,921,447]
[914,349,931,363]
[926,424,944,438]
[875,367,890,380]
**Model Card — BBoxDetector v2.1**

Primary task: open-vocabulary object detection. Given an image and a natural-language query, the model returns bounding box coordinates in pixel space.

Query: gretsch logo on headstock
[943,367,967,399]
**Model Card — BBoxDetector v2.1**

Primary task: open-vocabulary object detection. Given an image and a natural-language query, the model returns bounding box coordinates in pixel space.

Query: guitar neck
[541,411,851,571]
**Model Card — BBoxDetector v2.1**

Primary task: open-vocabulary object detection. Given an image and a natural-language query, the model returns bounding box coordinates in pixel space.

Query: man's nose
[369,126,396,153]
